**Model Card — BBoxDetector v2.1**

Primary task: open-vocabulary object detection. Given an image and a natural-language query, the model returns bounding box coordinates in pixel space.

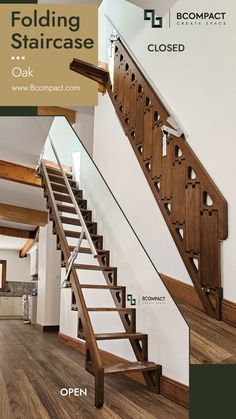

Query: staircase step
[54,191,83,203]
[74,264,116,272]
[65,230,103,248]
[95,332,145,340]
[104,361,158,376]
[50,181,80,197]
[48,173,76,188]
[61,216,96,232]
[57,204,92,220]
[46,166,73,178]
[68,246,110,266]
[80,284,124,290]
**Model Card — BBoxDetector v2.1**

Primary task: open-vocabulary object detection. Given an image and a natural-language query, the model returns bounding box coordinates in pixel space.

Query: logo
[127,294,136,306]
[141,296,166,304]
[144,10,162,29]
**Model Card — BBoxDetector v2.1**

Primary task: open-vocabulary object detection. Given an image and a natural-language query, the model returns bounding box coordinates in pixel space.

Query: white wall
[37,223,61,326]
[73,107,95,156]
[56,114,189,386]
[97,0,236,302]
[0,250,30,282]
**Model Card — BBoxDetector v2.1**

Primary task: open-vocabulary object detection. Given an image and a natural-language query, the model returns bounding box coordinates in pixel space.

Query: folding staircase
[40,162,162,408]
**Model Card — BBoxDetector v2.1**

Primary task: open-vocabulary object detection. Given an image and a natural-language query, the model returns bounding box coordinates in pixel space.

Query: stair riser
[57,205,92,221]
[48,174,77,188]
[61,217,97,234]
[51,182,80,197]
[54,191,83,202]
[46,167,72,178]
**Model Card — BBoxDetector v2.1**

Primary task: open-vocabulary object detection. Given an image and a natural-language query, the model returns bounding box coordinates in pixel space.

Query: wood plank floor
[176,300,236,364]
[0,320,188,419]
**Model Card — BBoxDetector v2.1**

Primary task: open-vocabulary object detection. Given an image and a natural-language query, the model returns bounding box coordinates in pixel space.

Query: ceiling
[0,235,29,251]
[0,116,54,167]
[0,116,53,251]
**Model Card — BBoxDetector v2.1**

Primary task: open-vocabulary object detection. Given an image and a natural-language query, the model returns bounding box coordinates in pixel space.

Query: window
[0,261,6,292]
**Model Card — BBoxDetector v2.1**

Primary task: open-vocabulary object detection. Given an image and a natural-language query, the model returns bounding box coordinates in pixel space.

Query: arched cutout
[131,73,135,82]
[138,146,143,155]
[190,258,199,273]
[188,166,197,180]
[154,111,160,122]
[146,97,151,107]
[203,191,213,206]
[175,145,182,158]
[138,84,143,94]
[164,203,171,215]
[120,54,124,62]
[176,228,184,241]
[125,63,129,71]
[146,163,151,172]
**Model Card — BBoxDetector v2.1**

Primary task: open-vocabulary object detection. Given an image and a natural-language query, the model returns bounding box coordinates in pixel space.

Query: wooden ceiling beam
[0,160,41,188]
[0,226,34,239]
[19,227,39,258]
[0,203,48,227]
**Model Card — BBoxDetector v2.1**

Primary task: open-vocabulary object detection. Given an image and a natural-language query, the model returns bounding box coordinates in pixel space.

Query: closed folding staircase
[40,158,162,408]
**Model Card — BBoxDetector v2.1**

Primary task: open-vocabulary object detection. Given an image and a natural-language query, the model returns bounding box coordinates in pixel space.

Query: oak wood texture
[70,59,109,91]
[101,39,228,321]
[0,321,187,418]
[0,203,48,227]
[0,260,6,292]
[35,324,60,333]
[104,362,158,375]
[38,106,75,125]
[161,273,236,328]
[43,160,72,174]
[0,160,41,188]
[41,163,162,408]
[19,227,39,258]
[58,332,189,410]
[175,299,236,365]
[0,226,33,239]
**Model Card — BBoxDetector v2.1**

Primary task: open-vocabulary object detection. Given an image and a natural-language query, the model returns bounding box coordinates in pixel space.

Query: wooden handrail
[69,38,228,320]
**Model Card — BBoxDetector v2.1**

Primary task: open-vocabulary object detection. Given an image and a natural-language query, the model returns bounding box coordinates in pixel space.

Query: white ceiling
[0,235,28,251]
[0,116,54,167]
[0,179,46,211]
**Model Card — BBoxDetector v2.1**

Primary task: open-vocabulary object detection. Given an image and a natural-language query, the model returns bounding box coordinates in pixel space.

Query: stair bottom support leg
[95,368,104,409]
[142,365,162,393]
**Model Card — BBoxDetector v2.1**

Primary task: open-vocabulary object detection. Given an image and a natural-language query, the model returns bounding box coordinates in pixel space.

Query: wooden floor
[176,300,236,364]
[0,320,188,419]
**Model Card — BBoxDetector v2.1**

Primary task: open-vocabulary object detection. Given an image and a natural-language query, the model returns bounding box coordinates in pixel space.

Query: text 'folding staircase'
[39,137,162,408]
[70,37,228,321]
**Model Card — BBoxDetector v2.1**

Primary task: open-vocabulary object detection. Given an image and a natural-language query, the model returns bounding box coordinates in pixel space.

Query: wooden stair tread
[45,166,72,177]
[55,193,84,203]
[65,230,101,239]
[69,246,108,255]
[87,308,133,312]
[74,264,115,272]
[61,216,94,226]
[104,361,158,375]
[57,205,92,218]
[95,332,144,340]
[50,180,78,192]
[80,284,123,290]
[48,173,76,186]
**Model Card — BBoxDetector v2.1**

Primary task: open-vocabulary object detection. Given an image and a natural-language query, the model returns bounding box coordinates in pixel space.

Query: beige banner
[0,5,98,106]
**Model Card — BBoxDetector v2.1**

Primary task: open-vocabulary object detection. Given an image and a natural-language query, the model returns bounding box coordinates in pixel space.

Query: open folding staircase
[40,155,162,408]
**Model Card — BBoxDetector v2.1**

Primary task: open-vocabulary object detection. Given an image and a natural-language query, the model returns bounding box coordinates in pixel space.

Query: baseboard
[35,324,59,332]
[58,332,189,410]
[160,273,236,327]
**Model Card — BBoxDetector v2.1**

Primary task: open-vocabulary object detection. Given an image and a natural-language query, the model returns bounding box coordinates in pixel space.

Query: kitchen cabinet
[0,297,22,316]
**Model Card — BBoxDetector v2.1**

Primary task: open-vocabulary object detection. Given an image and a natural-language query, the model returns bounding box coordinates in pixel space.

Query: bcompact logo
[176,11,226,26]
[127,294,136,306]
[144,10,162,29]
[141,296,166,304]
